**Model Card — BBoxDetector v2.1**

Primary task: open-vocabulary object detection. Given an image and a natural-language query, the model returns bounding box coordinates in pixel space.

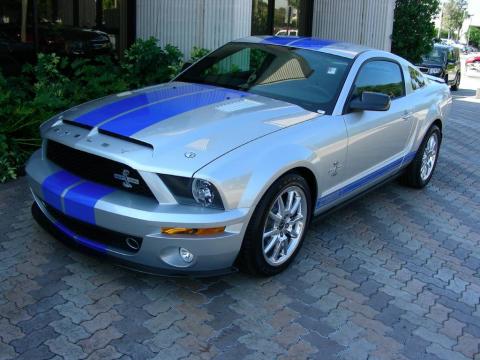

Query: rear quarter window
[409,66,426,91]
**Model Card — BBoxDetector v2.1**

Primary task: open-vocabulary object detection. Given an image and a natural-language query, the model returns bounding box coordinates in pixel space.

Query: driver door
[342,60,413,189]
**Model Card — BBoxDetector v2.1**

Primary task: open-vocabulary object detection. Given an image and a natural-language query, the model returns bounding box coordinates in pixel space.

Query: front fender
[194,136,317,211]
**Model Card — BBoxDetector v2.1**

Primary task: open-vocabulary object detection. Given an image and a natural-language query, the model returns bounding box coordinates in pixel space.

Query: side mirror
[349,91,391,112]
[181,61,193,72]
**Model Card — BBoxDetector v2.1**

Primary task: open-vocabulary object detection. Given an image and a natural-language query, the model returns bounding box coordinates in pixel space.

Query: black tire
[238,173,312,276]
[451,73,460,91]
[402,125,442,189]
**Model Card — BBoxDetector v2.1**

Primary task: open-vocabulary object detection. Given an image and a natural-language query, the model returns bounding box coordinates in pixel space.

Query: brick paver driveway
[1,79,480,360]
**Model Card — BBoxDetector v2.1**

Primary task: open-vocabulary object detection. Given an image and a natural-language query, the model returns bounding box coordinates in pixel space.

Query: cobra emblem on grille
[113,169,140,189]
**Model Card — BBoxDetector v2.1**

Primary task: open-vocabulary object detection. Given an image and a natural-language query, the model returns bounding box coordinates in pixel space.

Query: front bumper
[26,149,249,276]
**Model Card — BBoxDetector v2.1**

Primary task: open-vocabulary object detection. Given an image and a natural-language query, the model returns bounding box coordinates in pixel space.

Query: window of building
[251,0,313,37]
[409,66,426,91]
[0,0,135,73]
[353,60,405,100]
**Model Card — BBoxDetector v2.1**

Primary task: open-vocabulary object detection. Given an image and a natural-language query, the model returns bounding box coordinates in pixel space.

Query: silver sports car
[27,36,452,276]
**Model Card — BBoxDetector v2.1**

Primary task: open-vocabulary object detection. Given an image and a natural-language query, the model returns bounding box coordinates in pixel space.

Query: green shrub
[121,37,183,88]
[189,47,210,63]
[0,38,203,183]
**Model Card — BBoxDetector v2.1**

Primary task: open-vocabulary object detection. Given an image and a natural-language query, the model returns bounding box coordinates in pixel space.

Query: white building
[136,0,396,58]
[0,0,396,58]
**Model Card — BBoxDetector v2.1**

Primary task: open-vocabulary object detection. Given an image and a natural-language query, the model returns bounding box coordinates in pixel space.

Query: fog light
[179,247,194,263]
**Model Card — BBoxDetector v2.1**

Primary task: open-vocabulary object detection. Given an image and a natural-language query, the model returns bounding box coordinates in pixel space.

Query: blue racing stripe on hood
[63,182,115,225]
[99,88,247,137]
[42,171,81,211]
[73,83,210,127]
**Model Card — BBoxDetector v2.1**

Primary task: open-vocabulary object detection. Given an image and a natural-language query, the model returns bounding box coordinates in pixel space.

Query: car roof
[233,36,375,59]
[434,43,453,50]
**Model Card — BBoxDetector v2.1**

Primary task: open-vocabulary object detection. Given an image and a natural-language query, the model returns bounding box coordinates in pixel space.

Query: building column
[312,0,395,51]
[136,0,252,59]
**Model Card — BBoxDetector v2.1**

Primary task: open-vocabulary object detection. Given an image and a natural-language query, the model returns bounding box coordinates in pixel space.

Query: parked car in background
[0,22,112,75]
[466,54,480,72]
[0,29,35,75]
[275,29,298,36]
[27,36,451,276]
[417,43,461,90]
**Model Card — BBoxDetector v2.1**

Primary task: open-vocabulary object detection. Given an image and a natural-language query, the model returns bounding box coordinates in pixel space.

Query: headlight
[193,178,221,207]
[428,68,442,75]
[159,175,224,209]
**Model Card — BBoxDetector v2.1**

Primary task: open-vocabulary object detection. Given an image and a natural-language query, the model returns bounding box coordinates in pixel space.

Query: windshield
[422,47,447,65]
[176,43,352,114]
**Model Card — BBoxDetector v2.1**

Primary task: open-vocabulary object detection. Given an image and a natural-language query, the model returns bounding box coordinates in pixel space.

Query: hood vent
[98,129,154,149]
[63,119,93,130]
[62,119,153,149]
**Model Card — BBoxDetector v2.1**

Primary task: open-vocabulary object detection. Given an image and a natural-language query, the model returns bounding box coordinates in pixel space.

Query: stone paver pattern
[1,78,480,359]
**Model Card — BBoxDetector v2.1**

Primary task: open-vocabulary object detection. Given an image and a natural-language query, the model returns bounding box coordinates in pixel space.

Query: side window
[448,49,455,62]
[353,60,405,100]
[409,66,426,91]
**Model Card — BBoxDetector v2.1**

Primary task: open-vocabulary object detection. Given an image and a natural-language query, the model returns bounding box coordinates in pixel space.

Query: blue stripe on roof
[42,171,81,212]
[54,221,107,253]
[73,83,211,127]
[288,38,336,50]
[262,36,305,46]
[99,88,247,137]
[316,152,416,209]
[63,182,115,225]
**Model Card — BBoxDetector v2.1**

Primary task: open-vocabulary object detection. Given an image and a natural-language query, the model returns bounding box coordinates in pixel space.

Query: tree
[442,0,468,39]
[468,26,480,47]
[391,0,440,63]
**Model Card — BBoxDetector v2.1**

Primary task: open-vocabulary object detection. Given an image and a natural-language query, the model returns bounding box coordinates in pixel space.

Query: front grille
[45,203,143,253]
[46,140,155,199]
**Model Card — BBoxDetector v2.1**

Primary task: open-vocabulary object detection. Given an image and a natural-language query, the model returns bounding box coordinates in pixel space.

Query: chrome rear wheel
[402,125,442,189]
[420,132,439,182]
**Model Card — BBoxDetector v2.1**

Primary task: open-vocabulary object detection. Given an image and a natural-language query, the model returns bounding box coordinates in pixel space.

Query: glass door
[251,0,313,37]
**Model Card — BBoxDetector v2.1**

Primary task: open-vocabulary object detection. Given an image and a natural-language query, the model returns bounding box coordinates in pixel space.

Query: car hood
[50,82,319,176]
[417,62,444,68]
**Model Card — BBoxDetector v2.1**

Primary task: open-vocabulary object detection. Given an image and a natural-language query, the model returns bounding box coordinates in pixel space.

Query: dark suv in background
[0,22,112,76]
[417,43,461,91]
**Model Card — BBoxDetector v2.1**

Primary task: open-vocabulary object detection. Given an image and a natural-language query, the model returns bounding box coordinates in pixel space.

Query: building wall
[312,0,395,51]
[136,0,252,59]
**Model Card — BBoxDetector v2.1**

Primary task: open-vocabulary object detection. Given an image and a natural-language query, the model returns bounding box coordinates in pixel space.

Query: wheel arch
[284,166,318,213]
[432,118,443,133]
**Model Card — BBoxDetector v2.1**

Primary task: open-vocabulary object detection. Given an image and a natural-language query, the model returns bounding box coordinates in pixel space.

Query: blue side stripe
[403,151,417,163]
[100,88,247,137]
[316,152,416,209]
[42,171,81,211]
[73,83,211,127]
[63,182,115,225]
[54,222,107,253]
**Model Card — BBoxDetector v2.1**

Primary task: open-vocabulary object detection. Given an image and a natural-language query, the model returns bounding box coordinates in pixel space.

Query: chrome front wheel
[262,186,308,266]
[238,173,312,276]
